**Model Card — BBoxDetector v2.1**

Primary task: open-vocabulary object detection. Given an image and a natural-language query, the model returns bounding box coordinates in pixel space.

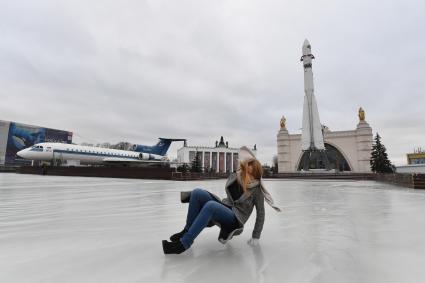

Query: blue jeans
[180,188,238,249]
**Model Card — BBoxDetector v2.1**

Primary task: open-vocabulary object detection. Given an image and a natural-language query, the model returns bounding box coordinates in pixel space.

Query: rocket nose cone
[302,39,311,55]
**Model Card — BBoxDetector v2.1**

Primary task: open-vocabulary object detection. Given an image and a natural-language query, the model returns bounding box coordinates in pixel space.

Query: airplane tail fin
[132,138,186,156]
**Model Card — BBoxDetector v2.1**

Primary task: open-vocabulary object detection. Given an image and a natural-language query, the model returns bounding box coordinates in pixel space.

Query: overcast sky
[1,0,424,165]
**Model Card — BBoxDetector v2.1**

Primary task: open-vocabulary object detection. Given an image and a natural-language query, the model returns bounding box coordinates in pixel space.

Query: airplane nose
[17,149,27,158]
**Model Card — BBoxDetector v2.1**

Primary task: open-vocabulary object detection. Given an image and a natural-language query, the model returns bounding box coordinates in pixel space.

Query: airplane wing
[102,157,169,163]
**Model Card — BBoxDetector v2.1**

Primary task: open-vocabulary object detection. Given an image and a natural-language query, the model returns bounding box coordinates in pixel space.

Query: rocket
[300,39,325,151]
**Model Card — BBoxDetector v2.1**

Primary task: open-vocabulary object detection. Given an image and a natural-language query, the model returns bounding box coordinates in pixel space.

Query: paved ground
[1,173,425,283]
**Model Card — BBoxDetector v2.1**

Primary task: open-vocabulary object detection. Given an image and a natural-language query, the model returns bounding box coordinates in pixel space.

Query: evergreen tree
[190,152,202,173]
[177,163,190,173]
[370,133,393,173]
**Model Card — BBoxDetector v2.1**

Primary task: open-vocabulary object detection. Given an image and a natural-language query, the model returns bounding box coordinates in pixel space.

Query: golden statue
[358,107,365,121]
[280,116,286,128]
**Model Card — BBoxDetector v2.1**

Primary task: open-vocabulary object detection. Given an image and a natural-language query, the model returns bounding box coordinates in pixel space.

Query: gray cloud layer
[1,0,424,165]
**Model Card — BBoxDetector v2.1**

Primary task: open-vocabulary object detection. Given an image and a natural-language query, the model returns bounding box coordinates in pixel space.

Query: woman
[162,146,281,254]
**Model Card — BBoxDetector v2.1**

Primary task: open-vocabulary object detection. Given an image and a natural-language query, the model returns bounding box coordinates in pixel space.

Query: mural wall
[0,120,72,166]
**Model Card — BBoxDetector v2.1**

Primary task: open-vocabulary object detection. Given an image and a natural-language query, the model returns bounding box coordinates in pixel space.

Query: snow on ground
[1,173,425,283]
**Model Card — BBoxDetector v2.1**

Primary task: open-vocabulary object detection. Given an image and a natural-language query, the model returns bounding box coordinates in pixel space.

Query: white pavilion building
[277,108,373,173]
[177,136,257,173]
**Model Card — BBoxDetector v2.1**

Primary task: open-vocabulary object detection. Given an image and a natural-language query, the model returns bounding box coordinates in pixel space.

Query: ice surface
[1,173,425,283]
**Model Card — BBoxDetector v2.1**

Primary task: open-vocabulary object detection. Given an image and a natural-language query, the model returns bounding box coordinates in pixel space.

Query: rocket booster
[300,39,325,151]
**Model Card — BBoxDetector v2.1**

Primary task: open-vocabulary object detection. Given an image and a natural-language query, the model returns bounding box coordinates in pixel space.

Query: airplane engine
[138,153,150,160]
[131,144,146,152]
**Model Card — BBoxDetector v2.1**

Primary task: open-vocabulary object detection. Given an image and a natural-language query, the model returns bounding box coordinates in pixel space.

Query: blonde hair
[239,159,263,192]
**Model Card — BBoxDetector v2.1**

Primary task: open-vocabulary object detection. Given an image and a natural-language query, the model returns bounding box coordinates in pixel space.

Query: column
[277,127,291,172]
[216,151,219,173]
[230,152,233,172]
[202,151,205,172]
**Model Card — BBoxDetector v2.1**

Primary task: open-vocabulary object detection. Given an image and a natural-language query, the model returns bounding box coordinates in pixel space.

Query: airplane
[16,138,186,165]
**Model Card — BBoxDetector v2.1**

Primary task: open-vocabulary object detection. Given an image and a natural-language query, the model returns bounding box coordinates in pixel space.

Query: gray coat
[222,173,265,239]
[181,173,265,241]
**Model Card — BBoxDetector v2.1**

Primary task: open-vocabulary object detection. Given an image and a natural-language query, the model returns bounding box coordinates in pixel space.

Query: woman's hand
[247,238,260,246]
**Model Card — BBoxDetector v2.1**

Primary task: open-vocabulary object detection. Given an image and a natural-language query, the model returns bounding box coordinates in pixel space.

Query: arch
[324,141,354,171]
[296,143,352,171]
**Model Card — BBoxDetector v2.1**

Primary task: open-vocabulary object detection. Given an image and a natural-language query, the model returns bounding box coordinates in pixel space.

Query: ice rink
[1,173,425,283]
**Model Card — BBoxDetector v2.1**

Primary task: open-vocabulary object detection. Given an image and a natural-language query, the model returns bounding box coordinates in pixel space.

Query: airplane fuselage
[17,142,166,164]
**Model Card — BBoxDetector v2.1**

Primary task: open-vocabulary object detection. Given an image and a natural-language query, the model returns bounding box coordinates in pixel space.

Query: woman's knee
[203,200,220,213]
[192,188,204,194]
[191,188,204,197]
[191,188,207,201]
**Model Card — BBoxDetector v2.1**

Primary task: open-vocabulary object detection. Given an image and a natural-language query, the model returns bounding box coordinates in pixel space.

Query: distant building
[0,120,72,166]
[407,148,425,164]
[177,136,257,173]
[396,148,425,173]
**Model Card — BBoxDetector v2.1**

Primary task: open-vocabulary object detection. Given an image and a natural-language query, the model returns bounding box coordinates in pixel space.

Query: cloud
[1,0,424,165]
